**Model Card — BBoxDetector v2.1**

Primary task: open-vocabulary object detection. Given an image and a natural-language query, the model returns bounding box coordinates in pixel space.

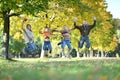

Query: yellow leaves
[39,12,46,17]
[6,0,116,52]
[110,41,118,51]
[43,19,50,26]
[83,12,89,19]
[13,32,22,41]
[113,36,119,43]
[10,27,16,35]
[101,22,113,34]
[104,46,110,52]
[81,0,88,4]
[99,1,105,6]
[67,8,74,13]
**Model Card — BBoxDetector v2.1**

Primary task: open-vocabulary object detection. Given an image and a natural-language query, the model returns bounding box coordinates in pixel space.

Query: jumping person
[53,26,75,58]
[74,17,96,57]
[22,19,37,55]
[39,26,53,57]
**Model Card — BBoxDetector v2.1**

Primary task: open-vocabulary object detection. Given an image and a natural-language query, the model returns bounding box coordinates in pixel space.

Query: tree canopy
[0,0,118,58]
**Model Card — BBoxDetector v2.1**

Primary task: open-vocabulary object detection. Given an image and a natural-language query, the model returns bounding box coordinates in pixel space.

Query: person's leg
[66,40,72,58]
[28,43,37,56]
[85,36,90,49]
[23,43,32,58]
[30,43,37,50]
[61,40,66,58]
[57,42,62,46]
[78,36,85,57]
[43,41,48,57]
[27,43,34,51]
[85,36,90,57]
[23,43,30,54]
[79,36,85,48]
[44,50,48,57]
[48,41,52,54]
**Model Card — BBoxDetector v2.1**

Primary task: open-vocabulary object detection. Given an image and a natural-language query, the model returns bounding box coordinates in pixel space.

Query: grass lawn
[0,57,120,80]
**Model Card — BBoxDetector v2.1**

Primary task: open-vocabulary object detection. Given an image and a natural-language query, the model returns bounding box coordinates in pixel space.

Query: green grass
[0,58,120,80]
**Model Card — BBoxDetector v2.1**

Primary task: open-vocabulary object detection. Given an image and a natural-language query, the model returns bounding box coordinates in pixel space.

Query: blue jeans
[61,40,72,50]
[43,41,52,52]
[25,42,37,51]
[79,35,90,48]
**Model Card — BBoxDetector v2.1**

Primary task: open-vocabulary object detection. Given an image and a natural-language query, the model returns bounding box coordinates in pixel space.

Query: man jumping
[74,17,96,57]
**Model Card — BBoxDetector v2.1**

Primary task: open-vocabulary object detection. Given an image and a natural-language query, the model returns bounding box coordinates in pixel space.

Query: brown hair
[26,24,32,31]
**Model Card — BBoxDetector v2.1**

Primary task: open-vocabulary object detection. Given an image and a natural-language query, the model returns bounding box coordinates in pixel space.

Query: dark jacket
[74,20,96,36]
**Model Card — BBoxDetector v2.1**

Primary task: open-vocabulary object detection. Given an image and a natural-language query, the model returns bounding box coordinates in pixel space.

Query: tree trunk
[90,50,93,57]
[40,43,44,58]
[83,53,86,57]
[19,53,21,59]
[77,52,80,58]
[77,41,80,58]
[105,52,108,57]
[101,50,104,57]
[3,15,10,59]
[77,48,80,58]
[97,50,99,57]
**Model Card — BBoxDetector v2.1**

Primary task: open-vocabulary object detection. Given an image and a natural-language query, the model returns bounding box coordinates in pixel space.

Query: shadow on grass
[0,57,18,62]
[7,58,18,62]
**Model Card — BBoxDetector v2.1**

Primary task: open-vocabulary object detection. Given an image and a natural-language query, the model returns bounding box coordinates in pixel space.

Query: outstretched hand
[22,18,27,30]
[23,18,27,23]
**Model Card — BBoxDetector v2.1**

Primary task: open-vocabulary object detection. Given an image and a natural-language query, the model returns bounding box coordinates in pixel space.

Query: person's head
[26,24,32,31]
[44,27,49,31]
[63,26,67,30]
[83,20,87,25]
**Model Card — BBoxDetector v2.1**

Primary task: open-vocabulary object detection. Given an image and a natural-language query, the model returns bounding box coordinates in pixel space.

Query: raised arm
[52,29,61,33]
[22,19,33,41]
[22,19,31,39]
[74,17,82,30]
[89,17,96,29]
[74,22,82,30]
[39,30,43,34]
[22,19,27,32]
[68,27,75,31]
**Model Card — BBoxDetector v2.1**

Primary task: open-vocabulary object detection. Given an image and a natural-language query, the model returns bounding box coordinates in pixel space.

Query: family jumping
[22,16,96,58]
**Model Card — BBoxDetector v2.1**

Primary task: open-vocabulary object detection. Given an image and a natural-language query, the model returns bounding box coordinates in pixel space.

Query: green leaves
[0,0,49,17]
[0,0,117,55]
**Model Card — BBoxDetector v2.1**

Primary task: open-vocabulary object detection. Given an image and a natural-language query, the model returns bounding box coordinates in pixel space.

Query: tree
[0,27,3,56]
[48,0,116,57]
[0,0,49,59]
[0,0,117,58]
